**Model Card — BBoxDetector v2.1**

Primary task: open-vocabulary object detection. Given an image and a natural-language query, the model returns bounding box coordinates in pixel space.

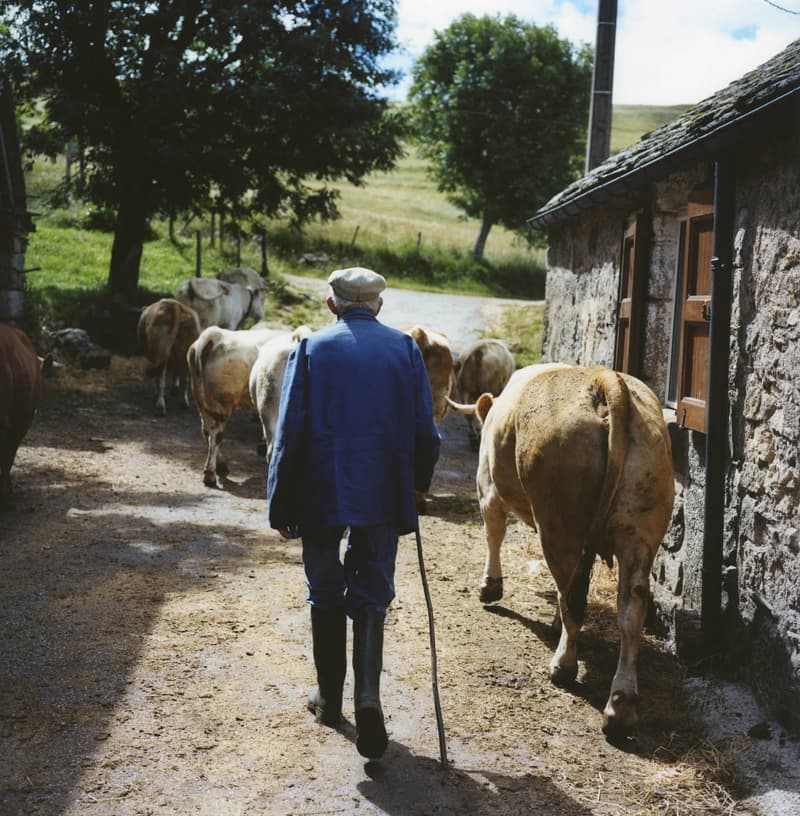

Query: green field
[21,103,685,343]
[610,104,688,153]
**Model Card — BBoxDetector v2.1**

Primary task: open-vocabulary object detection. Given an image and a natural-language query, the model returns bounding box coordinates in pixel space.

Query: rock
[748,722,772,740]
[45,328,112,370]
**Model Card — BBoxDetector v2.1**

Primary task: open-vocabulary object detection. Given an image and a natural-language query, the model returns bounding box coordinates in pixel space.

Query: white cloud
[388,0,800,105]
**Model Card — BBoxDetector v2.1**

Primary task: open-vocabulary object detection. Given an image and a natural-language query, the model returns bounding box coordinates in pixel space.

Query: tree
[1,1,404,299]
[409,14,592,261]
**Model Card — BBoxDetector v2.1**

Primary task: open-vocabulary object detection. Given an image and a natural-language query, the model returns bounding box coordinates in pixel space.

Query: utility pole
[586,0,617,172]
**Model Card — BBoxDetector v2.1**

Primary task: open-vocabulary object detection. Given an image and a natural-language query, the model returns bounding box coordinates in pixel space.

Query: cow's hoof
[155,403,166,417]
[203,471,218,488]
[548,659,578,687]
[216,462,229,478]
[602,690,639,738]
[479,576,503,604]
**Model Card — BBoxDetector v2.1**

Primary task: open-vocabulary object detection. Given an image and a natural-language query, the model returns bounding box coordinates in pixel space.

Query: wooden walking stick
[415,523,448,769]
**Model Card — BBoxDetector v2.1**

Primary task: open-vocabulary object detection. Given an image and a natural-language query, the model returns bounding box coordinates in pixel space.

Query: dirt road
[283,273,537,352]
[0,313,778,815]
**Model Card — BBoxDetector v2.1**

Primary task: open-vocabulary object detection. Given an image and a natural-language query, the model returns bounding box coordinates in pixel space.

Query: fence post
[195,231,202,277]
[236,231,241,267]
[350,225,360,251]
[416,231,422,254]
[65,140,73,198]
[210,211,216,247]
[261,231,269,278]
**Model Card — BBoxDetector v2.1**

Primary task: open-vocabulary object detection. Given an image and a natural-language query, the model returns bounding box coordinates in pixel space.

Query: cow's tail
[586,368,630,566]
[445,393,495,424]
[187,328,221,408]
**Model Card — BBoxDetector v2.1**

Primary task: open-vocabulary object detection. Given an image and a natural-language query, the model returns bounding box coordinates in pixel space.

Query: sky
[386,0,800,106]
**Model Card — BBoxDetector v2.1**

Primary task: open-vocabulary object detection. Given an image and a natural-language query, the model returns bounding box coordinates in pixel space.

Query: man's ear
[326,296,338,316]
[375,296,383,316]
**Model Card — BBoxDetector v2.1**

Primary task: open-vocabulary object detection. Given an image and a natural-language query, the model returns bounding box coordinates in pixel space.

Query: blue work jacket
[267,309,441,535]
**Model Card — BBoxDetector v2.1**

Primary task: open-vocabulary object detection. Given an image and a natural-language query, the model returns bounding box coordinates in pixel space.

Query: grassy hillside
[21,103,684,340]
[610,104,688,153]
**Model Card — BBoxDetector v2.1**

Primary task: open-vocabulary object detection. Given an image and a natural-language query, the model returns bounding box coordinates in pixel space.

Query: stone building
[528,41,800,731]
[0,74,32,327]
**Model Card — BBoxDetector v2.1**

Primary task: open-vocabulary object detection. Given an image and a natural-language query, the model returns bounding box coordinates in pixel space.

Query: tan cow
[187,325,287,487]
[451,363,674,737]
[175,276,266,330]
[404,326,454,423]
[404,326,455,512]
[0,324,50,510]
[137,298,201,416]
[248,325,313,465]
[451,338,516,449]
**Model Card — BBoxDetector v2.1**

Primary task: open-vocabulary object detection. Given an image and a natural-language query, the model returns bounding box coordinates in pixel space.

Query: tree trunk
[109,202,147,301]
[472,215,492,261]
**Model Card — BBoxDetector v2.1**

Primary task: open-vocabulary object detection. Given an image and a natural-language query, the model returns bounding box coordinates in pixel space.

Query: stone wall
[0,75,30,327]
[542,202,630,367]
[0,231,29,325]
[542,134,800,731]
[727,131,800,729]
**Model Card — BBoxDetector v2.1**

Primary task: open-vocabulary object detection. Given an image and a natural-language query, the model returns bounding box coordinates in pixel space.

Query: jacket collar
[339,308,378,323]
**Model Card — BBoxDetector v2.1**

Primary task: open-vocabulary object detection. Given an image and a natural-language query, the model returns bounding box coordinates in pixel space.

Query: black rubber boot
[307,605,346,726]
[353,606,388,759]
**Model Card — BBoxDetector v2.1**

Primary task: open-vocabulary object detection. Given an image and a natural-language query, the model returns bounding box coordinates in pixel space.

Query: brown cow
[451,363,674,737]
[137,298,201,416]
[0,324,49,510]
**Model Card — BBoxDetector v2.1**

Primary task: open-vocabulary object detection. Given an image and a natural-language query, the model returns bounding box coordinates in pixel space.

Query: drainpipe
[585,0,617,172]
[702,158,735,652]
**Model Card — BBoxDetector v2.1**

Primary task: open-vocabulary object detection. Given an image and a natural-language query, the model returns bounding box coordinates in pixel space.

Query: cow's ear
[453,359,462,375]
[476,392,494,424]
[409,325,428,349]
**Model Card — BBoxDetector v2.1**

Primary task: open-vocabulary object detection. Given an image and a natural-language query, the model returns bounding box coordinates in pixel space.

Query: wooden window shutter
[676,189,714,432]
[614,211,649,375]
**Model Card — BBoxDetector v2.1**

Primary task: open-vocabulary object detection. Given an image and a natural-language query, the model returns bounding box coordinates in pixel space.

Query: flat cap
[328,267,386,302]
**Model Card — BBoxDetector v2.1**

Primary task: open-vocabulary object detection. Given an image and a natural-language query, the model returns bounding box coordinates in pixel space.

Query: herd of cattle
[0,266,674,739]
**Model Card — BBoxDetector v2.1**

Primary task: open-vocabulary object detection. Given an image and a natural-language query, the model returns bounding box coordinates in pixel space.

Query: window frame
[674,187,714,433]
[614,210,650,376]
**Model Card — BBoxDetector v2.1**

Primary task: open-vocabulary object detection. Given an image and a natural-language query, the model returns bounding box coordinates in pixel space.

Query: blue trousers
[301,525,399,618]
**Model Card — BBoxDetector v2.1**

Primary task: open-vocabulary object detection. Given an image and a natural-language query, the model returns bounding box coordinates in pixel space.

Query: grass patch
[611,104,688,153]
[19,106,675,339]
[480,302,545,368]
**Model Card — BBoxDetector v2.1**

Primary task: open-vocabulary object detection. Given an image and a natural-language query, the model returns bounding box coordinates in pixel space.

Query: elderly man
[267,267,440,760]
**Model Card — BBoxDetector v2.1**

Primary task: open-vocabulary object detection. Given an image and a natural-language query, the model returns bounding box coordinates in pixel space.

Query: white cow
[249,326,313,465]
[450,364,674,737]
[217,266,268,290]
[175,276,266,330]
[187,325,287,486]
[450,338,516,449]
[137,298,201,415]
